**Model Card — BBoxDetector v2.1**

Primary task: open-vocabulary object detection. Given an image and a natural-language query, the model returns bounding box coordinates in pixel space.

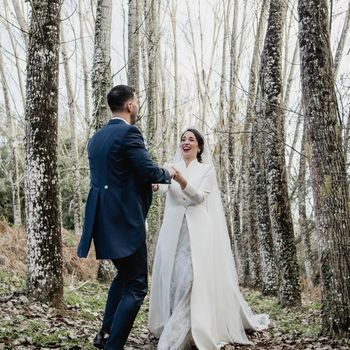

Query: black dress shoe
[93,329,107,349]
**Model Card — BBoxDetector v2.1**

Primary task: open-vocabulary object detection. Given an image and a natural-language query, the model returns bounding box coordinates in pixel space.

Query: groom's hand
[152,184,159,192]
[163,163,176,178]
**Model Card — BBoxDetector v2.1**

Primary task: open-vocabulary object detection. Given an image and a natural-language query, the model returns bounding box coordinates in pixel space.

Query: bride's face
[180,131,199,161]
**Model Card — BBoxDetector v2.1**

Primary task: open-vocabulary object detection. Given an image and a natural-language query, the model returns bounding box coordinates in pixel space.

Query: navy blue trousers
[102,242,148,350]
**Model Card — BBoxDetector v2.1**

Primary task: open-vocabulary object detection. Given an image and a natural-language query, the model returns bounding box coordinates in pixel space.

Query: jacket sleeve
[182,166,215,205]
[124,126,171,184]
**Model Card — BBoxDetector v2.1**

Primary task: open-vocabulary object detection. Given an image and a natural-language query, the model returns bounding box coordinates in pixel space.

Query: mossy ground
[1,270,349,349]
[0,270,153,349]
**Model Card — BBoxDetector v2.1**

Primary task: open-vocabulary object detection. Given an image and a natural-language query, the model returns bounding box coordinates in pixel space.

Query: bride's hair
[181,128,204,163]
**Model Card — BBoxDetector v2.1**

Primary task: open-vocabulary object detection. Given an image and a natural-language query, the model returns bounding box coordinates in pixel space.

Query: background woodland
[0,0,349,345]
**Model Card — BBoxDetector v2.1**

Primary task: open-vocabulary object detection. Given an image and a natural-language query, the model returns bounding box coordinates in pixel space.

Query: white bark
[25,0,63,307]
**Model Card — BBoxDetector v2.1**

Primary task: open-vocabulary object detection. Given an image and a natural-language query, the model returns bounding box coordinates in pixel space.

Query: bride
[149,128,269,350]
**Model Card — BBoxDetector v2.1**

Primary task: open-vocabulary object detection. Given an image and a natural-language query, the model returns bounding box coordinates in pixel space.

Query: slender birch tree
[79,0,91,136]
[0,49,22,227]
[61,28,82,236]
[333,1,350,78]
[226,0,238,251]
[25,0,63,307]
[12,0,28,49]
[3,0,26,108]
[146,0,161,146]
[128,0,140,91]
[170,0,179,147]
[298,0,350,336]
[298,127,318,288]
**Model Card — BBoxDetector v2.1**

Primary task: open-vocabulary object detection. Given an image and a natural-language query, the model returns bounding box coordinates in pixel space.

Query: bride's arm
[176,166,215,205]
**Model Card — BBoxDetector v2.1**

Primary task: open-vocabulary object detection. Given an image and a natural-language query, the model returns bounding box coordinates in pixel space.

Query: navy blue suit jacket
[77,119,171,259]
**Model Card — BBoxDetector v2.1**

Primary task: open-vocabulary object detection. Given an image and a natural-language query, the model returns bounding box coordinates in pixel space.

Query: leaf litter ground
[1,221,347,349]
[0,272,349,350]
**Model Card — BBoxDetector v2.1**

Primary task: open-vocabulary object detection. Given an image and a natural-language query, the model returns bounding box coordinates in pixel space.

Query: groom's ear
[126,100,133,113]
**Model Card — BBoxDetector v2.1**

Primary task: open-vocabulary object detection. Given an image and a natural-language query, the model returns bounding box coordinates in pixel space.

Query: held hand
[172,167,187,190]
[152,184,159,192]
[163,163,176,178]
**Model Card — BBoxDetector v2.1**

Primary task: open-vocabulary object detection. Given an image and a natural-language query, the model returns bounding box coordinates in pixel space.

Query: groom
[77,85,173,350]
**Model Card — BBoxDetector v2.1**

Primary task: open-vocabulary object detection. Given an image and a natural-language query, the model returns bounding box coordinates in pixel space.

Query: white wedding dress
[149,157,269,350]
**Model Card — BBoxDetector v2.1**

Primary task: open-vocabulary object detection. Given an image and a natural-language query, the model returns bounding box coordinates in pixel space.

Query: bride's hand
[172,167,187,190]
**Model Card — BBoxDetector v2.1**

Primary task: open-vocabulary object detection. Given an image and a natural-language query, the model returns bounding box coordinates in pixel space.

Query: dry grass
[0,220,98,281]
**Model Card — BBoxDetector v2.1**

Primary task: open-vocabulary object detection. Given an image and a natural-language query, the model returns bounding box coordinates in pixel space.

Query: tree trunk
[128,0,140,92]
[247,144,262,287]
[260,0,301,306]
[283,41,299,109]
[333,1,350,78]
[227,0,238,196]
[12,0,28,49]
[236,0,269,285]
[253,99,278,296]
[61,29,83,236]
[298,0,350,336]
[0,49,22,227]
[231,192,242,276]
[226,0,238,251]
[186,0,221,132]
[298,126,318,288]
[79,0,92,137]
[92,0,112,130]
[281,1,296,94]
[146,0,160,146]
[170,0,179,148]
[3,0,26,108]
[286,105,302,180]
[25,0,63,307]
[145,0,161,270]
[92,0,114,282]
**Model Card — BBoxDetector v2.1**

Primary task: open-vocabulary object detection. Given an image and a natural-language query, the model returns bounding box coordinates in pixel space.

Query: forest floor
[0,222,349,350]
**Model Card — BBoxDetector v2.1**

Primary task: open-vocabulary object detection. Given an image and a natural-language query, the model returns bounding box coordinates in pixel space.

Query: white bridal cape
[149,157,269,350]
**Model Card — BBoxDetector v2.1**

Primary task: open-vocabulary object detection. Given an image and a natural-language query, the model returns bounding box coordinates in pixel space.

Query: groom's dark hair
[107,85,135,112]
[181,128,204,163]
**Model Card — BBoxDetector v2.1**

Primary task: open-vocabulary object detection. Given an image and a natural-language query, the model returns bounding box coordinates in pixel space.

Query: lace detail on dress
[157,217,193,350]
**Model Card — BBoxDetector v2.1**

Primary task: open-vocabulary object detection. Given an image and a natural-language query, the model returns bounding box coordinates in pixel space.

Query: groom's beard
[130,112,137,125]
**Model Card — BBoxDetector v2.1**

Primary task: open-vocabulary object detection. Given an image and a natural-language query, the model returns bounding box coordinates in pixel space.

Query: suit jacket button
[104,185,108,189]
